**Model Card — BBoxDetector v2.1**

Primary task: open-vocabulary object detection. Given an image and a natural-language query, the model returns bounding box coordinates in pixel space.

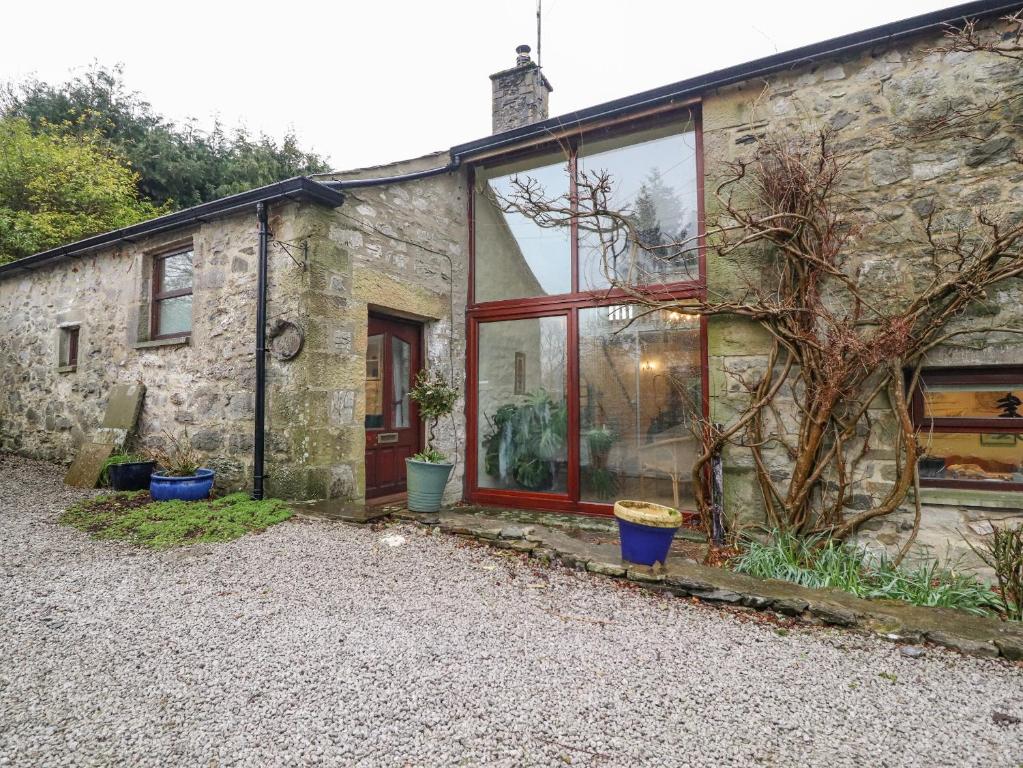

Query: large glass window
[578,126,699,290]
[579,307,702,505]
[477,316,568,494]
[469,114,705,512]
[914,368,1023,489]
[474,154,572,302]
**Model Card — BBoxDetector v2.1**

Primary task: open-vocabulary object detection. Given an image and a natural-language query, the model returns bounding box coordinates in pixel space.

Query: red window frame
[911,365,1023,492]
[151,248,194,340]
[465,106,709,516]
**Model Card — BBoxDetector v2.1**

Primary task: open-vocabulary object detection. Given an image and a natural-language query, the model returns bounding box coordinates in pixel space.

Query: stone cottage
[2,0,1022,563]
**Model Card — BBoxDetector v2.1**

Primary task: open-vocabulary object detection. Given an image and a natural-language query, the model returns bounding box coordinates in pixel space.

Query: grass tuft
[60,491,293,549]
[732,530,1004,618]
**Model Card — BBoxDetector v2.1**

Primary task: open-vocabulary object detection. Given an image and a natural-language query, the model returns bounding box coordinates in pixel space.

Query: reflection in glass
[474,157,572,302]
[392,338,411,428]
[161,251,194,291]
[578,129,699,290]
[365,334,383,429]
[924,384,1023,419]
[156,295,192,336]
[918,432,1022,484]
[579,306,702,507]
[477,316,568,494]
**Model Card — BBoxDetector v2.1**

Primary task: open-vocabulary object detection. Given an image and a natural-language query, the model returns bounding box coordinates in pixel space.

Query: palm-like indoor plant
[148,431,215,501]
[406,370,459,512]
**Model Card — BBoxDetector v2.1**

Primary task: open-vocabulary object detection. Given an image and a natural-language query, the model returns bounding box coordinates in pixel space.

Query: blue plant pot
[150,468,215,501]
[616,517,679,566]
[406,459,453,513]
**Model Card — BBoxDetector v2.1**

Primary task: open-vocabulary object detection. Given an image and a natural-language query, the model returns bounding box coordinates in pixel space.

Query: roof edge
[0,176,344,278]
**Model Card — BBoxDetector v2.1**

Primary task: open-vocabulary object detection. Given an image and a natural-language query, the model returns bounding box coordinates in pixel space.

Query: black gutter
[0,177,344,277]
[253,202,270,501]
[450,0,1021,161]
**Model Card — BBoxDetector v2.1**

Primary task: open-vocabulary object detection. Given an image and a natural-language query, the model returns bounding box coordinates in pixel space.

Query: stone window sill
[56,364,77,374]
[919,485,1023,511]
[134,335,190,350]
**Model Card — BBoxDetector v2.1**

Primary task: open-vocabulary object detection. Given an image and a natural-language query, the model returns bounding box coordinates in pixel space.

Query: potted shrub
[148,432,215,501]
[480,391,567,491]
[406,370,458,513]
[613,500,682,566]
[101,452,157,492]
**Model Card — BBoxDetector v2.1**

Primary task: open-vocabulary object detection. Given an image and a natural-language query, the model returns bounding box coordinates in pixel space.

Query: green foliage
[409,369,459,456]
[0,63,330,253]
[482,391,567,491]
[99,452,148,485]
[733,530,1004,618]
[412,448,449,464]
[60,491,292,549]
[966,524,1023,621]
[0,117,161,263]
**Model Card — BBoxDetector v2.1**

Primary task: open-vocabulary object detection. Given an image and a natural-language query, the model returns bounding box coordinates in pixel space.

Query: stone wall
[701,15,1023,567]
[0,208,288,489]
[319,155,469,504]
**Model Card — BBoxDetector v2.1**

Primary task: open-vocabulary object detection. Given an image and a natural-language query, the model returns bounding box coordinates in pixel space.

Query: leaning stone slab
[101,382,146,429]
[926,631,1000,658]
[64,441,116,488]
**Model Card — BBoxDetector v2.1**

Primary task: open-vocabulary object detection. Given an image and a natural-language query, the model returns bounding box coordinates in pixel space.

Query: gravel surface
[1,454,1021,768]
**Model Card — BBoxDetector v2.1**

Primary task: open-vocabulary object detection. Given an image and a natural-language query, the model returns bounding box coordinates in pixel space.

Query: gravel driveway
[1,455,1021,768]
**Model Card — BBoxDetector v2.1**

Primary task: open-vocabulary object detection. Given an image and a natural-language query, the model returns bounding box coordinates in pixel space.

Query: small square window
[152,248,194,339]
[59,326,79,370]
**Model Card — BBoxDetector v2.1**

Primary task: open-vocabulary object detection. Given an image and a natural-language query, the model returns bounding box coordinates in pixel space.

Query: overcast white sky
[2,0,956,170]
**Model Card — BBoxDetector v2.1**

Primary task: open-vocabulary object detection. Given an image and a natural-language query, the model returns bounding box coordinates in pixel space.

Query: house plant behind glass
[406,370,459,513]
[102,452,157,491]
[148,432,215,501]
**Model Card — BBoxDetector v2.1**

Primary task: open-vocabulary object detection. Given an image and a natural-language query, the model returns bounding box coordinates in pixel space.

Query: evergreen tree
[2,64,331,210]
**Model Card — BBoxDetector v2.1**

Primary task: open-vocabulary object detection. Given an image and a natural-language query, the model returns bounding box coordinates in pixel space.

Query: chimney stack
[490,44,553,134]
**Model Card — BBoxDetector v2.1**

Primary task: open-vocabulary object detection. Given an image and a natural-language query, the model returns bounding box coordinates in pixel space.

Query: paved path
[1,455,1021,767]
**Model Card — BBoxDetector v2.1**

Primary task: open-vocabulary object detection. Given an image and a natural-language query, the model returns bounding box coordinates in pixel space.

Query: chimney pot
[490,44,552,134]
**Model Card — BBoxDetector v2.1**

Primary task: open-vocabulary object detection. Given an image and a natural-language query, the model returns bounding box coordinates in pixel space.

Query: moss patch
[60,491,293,549]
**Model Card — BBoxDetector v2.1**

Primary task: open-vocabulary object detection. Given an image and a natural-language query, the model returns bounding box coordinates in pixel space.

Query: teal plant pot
[406,458,453,513]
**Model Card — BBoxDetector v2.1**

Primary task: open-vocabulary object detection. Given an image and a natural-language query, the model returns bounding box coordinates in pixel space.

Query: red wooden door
[365,315,422,498]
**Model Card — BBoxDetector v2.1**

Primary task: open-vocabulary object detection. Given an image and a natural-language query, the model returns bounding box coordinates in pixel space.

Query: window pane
[474,156,572,302]
[157,295,192,336]
[579,306,702,506]
[577,127,699,290]
[365,334,384,429]
[392,337,411,429]
[923,384,1023,420]
[160,251,194,292]
[477,316,568,494]
[919,433,1022,484]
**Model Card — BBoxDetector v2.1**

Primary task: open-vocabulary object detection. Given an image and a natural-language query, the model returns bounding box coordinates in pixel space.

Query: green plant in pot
[481,390,567,491]
[582,426,618,500]
[406,370,459,513]
[100,452,156,491]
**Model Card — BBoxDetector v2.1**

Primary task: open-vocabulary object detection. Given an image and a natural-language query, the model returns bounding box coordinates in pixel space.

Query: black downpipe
[252,202,269,499]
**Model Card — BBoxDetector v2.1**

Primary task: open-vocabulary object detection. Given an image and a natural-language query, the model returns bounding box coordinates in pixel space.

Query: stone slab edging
[392,509,1023,661]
